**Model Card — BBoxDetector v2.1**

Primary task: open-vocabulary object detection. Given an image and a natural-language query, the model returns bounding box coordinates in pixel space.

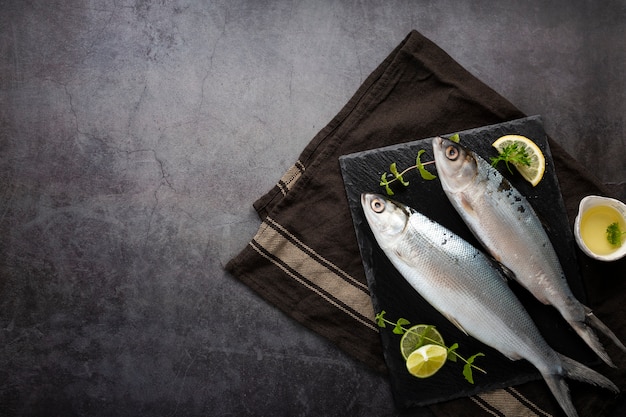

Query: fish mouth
[431,136,448,161]
[432,136,453,154]
[431,136,452,174]
[361,193,379,216]
[360,192,372,209]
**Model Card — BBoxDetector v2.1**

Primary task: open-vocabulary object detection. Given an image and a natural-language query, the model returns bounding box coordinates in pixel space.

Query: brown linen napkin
[225,30,625,417]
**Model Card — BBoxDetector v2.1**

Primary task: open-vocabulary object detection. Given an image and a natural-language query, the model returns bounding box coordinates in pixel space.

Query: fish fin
[483,256,512,283]
[444,315,469,336]
[567,316,616,368]
[459,194,477,218]
[584,305,626,352]
[491,260,516,282]
[542,353,618,417]
[393,248,414,267]
[558,353,619,393]
[498,263,515,280]
[541,374,578,417]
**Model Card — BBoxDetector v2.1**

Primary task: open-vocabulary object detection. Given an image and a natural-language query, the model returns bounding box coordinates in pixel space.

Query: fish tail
[542,374,578,417]
[558,353,619,393]
[584,306,626,352]
[568,318,616,368]
[541,354,619,417]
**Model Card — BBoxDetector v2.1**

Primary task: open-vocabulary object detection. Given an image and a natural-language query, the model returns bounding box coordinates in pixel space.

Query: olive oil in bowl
[580,206,626,255]
[575,195,626,262]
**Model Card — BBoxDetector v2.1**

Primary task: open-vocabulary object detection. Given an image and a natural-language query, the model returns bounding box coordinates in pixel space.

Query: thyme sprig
[378,134,460,195]
[379,152,435,195]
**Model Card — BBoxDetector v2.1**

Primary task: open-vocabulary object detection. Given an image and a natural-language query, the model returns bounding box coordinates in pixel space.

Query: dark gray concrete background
[1,1,624,416]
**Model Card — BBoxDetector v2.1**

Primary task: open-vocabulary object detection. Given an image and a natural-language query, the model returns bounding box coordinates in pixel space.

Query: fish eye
[370,198,385,213]
[445,145,459,161]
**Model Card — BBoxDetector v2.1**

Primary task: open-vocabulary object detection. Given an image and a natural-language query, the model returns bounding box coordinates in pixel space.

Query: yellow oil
[580,205,626,255]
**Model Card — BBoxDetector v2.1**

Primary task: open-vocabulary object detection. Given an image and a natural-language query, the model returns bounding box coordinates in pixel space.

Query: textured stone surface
[0,1,624,416]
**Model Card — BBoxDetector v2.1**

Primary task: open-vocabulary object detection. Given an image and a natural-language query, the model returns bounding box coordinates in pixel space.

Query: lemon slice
[400,324,445,360]
[492,135,545,186]
[406,344,448,378]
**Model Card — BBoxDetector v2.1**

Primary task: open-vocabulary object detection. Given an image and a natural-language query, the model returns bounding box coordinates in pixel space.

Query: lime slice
[406,344,448,378]
[400,324,445,360]
[492,135,546,186]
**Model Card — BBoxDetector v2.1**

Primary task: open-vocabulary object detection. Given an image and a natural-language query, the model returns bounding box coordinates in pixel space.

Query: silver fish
[361,193,617,417]
[432,136,626,367]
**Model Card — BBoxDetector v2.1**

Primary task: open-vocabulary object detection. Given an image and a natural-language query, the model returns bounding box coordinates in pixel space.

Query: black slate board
[339,116,596,409]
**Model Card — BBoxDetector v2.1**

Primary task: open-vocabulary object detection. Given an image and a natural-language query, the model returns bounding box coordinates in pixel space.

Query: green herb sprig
[606,222,626,247]
[490,143,531,174]
[379,150,436,195]
[378,134,460,196]
[375,310,486,384]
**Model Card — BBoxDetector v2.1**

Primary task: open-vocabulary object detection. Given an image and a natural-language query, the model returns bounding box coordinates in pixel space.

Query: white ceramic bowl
[574,195,626,262]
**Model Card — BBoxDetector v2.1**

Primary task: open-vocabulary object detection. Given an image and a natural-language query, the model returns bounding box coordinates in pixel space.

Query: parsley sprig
[375,310,486,384]
[490,143,531,174]
[607,222,626,247]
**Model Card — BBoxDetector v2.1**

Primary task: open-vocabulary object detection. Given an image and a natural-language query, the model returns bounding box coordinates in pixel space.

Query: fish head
[432,137,478,193]
[361,193,409,246]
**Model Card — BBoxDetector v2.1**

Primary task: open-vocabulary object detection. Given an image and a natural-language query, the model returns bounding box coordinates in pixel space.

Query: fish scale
[361,193,618,417]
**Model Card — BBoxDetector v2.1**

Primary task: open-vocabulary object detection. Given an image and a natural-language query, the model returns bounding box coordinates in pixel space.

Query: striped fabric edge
[277,160,306,196]
[265,217,369,291]
[249,216,376,331]
[470,387,553,417]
